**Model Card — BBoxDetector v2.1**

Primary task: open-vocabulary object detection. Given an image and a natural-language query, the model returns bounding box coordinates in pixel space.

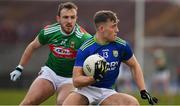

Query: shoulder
[80,37,95,51]
[43,23,60,35]
[38,23,60,44]
[75,24,92,39]
[115,37,127,46]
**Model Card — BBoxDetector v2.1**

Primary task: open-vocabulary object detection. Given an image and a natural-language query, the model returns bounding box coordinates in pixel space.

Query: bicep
[123,55,138,68]
[30,36,42,49]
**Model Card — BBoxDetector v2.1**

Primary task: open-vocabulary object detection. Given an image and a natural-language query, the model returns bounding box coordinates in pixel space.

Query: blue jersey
[74,36,133,89]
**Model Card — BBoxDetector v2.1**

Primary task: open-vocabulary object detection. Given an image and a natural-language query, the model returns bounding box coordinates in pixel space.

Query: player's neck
[60,25,76,36]
[95,32,109,45]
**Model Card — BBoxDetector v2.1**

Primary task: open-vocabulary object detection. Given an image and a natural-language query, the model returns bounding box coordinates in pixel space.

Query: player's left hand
[93,60,108,82]
[140,90,158,105]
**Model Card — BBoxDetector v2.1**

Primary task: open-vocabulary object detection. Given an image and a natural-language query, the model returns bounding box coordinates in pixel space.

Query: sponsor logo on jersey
[49,44,77,58]
[107,61,119,71]
[113,50,118,57]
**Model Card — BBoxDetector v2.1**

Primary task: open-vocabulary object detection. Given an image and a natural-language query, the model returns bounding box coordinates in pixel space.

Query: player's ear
[56,15,60,23]
[75,16,78,23]
[99,25,104,32]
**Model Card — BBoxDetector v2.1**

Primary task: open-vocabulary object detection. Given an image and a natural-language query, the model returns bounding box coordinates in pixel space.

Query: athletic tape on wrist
[16,65,24,72]
[17,65,24,70]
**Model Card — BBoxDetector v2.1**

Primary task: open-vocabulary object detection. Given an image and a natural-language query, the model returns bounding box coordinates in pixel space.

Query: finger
[10,73,14,81]
[105,62,108,69]
[98,61,101,69]
[149,101,154,105]
[99,61,104,73]
[102,61,107,72]
[12,75,17,82]
[101,61,104,72]
[152,97,158,103]
[148,97,154,105]
[95,62,98,70]
[104,64,107,72]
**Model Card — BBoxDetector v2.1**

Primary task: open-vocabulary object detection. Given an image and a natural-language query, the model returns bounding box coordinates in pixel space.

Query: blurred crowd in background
[0,0,180,96]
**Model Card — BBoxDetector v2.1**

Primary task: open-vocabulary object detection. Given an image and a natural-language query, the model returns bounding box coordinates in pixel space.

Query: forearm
[73,76,95,88]
[132,64,146,91]
[125,55,146,91]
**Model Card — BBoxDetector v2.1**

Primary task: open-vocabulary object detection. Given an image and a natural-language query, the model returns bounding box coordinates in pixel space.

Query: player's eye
[71,16,75,19]
[112,24,117,28]
[63,16,69,19]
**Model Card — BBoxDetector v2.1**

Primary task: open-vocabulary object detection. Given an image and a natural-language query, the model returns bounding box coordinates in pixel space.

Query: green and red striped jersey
[38,23,92,77]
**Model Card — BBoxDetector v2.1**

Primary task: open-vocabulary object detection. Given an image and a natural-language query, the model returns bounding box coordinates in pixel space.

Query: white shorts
[74,86,117,105]
[37,66,72,90]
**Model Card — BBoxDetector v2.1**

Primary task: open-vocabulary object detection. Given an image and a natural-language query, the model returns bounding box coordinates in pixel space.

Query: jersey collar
[93,36,109,45]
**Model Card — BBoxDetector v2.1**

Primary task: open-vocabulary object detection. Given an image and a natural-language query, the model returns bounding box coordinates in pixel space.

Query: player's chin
[109,37,116,42]
[109,39,115,42]
[65,28,73,34]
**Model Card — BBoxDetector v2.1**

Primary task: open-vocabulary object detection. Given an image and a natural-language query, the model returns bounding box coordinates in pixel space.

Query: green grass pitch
[0,89,179,105]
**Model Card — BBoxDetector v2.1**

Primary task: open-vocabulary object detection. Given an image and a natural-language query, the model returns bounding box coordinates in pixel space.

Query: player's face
[57,8,77,34]
[103,20,119,42]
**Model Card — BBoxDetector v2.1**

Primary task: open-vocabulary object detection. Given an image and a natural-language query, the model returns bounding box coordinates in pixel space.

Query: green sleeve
[83,33,93,41]
[38,29,48,45]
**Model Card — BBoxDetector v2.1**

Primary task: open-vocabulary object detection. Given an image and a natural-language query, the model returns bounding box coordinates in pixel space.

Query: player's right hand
[140,90,158,105]
[10,66,23,82]
[93,60,108,82]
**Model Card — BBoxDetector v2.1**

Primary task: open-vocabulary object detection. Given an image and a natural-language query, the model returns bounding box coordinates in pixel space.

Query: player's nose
[115,27,119,32]
[67,18,72,23]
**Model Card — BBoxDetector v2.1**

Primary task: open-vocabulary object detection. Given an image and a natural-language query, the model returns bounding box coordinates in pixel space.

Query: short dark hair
[94,10,119,28]
[57,2,78,16]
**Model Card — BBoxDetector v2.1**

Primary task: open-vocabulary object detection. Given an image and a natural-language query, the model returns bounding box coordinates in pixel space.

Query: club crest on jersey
[113,50,118,57]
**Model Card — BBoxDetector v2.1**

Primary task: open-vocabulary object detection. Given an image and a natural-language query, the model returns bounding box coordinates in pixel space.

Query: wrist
[16,65,24,72]
[88,76,96,83]
[140,89,146,92]
[140,90,147,93]
[17,65,24,70]
[93,75,100,82]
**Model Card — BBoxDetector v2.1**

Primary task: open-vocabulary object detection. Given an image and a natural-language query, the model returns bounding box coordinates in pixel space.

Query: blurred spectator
[176,67,180,93]
[115,63,134,93]
[0,21,18,43]
[151,48,170,95]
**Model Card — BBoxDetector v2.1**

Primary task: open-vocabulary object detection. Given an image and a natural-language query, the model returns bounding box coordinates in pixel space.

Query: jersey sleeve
[74,49,89,67]
[121,42,133,61]
[78,25,92,41]
[83,33,92,41]
[38,29,48,45]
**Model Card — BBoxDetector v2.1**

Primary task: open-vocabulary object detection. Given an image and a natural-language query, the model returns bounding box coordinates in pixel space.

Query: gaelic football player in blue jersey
[63,10,158,105]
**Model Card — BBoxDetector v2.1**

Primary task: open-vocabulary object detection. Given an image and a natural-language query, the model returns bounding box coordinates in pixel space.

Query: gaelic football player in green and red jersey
[10,2,92,105]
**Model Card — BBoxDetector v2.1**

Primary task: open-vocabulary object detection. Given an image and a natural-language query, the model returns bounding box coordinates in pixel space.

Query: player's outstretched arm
[124,55,158,105]
[10,36,42,81]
